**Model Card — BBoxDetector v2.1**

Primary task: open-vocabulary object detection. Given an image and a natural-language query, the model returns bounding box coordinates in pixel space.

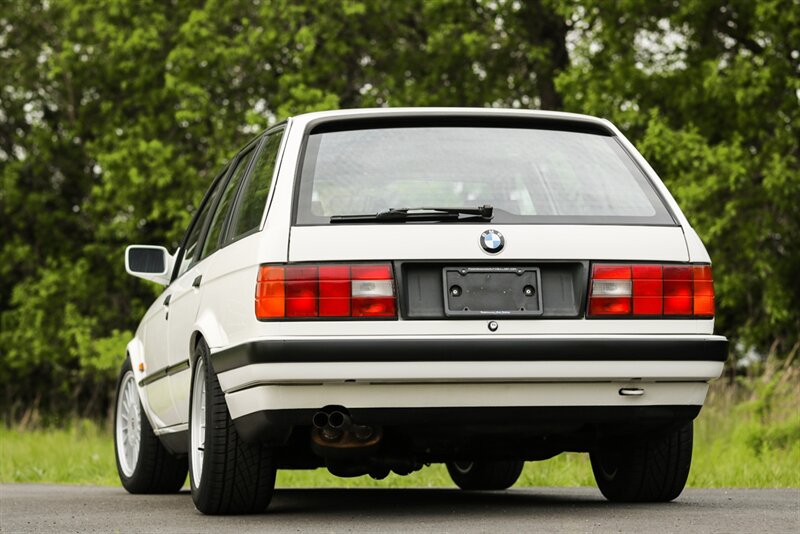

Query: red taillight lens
[352,297,396,317]
[633,264,663,315]
[693,265,715,317]
[351,264,393,280]
[255,263,397,320]
[285,266,319,317]
[255,266,285,318]
[664,265,693,315]
[588,264,632,316]
[351,264,395,317]
[588,263,714,318]
[319,265,351,317]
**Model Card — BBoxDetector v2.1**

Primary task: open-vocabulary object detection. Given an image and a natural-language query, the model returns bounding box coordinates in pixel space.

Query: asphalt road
[1,484,798,533]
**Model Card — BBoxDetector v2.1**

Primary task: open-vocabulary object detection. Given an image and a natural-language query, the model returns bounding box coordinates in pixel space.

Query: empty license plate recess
[443,267,543,317]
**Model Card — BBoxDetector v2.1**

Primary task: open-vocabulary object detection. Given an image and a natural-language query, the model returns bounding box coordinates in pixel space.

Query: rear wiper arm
[330,205,494,223]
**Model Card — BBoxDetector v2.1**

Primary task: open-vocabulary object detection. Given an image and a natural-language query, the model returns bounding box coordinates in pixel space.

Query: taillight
[588,263,714,318]
[255,263,397,320]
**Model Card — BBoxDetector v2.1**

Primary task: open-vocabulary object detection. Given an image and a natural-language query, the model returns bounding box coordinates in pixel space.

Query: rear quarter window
[201,148,255,259]
[228,129,284,240]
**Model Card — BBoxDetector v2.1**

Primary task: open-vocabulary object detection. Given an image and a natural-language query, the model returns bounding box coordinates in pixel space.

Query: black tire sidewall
[447,460,524,490]
[590,421,693,502]
[188,339,276,514]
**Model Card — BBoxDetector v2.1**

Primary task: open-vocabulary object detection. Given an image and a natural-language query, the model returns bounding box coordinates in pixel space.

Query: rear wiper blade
[330,205,494,223]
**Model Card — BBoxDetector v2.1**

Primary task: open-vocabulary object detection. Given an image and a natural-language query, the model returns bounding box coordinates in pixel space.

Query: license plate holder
[443,267,543,317]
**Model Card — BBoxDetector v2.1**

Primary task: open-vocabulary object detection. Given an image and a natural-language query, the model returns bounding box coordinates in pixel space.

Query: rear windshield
[295,124,674,225]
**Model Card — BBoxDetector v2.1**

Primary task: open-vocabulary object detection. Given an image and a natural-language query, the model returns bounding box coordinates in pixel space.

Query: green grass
[2,366,798,488]
[276,453,598,489]
[0,420,120,486]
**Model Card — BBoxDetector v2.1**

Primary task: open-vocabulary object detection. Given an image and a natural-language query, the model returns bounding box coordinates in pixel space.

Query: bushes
[0,259,133,424]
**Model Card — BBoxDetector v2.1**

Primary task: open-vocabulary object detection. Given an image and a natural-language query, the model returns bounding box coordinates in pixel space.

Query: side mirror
[125,245,174,286]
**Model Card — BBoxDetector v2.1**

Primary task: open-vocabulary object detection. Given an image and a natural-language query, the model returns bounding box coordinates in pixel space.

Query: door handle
[192,275,203,288]
[163,294,171,307]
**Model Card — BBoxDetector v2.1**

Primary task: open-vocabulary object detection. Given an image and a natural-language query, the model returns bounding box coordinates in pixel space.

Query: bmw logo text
[480,229,504,254]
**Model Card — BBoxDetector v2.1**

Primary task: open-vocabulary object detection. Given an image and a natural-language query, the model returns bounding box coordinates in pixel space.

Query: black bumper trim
[212,337,728,373]
[234,405,702,443]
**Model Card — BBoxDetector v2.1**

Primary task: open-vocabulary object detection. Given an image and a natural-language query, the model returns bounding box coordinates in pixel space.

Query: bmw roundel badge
[480,229,504,254]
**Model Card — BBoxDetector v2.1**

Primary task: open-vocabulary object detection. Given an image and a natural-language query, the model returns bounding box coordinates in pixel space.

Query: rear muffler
[310,409,382,456]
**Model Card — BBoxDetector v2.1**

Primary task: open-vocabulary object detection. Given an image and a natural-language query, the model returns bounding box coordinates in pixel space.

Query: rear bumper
[225,381,711,421]
[211,334,729,373]
[211,335,727,434]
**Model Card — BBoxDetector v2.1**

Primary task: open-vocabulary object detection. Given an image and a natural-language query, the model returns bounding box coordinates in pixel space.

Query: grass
[2,364,798,488]
[1,420,119,487]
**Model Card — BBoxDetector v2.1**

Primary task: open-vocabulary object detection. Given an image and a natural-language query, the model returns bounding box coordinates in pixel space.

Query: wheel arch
[126,337,145,381]
[188,326,216,370]
[189,307,229,369]
[189,330,205,370]
[118,345,161,450]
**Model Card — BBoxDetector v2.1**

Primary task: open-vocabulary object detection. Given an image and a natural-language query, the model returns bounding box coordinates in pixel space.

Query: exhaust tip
[328,411,349,429]
[312,411,329,429]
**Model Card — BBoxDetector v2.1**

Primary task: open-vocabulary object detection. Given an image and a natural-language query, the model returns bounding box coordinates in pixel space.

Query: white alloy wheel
[115,371,142,477]
[190,357,207,485]
[114,357,187,494]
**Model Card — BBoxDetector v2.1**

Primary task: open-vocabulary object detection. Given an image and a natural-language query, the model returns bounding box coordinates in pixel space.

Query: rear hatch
[286,114,688,321]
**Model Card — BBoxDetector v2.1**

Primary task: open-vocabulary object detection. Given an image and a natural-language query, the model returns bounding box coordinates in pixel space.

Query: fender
[189,310,229,369]
[124,336,161,432]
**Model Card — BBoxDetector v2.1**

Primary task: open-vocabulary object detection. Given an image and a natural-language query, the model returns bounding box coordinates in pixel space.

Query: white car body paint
[288,225,689,263]
[217,359,725,393]
[225,382,711,420]
[124,108,726,437]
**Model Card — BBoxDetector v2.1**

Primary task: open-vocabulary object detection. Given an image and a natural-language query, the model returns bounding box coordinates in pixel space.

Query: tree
[558,0,800,357]
[0,0,573,420]
[1,0,797,421]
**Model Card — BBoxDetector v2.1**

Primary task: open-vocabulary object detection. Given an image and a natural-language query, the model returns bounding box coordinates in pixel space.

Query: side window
[175,171,225,278]
[200,148,256,259]
[228,130,284,240]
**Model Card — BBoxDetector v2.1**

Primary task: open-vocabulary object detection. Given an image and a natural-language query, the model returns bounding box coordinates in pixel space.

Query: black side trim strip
[139,359,190,387]
[212,337,729,374]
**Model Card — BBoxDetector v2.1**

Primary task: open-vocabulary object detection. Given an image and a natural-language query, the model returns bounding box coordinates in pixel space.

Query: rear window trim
[290,117,679,227]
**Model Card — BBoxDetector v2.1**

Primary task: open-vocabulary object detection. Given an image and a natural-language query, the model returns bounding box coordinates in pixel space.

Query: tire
[114,357,188,494]
[446,460,524,490]
[590,421,693,502]
[189,339,275,515]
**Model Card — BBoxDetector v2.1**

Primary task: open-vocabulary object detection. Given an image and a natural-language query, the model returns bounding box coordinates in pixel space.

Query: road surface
[1,485,798,533]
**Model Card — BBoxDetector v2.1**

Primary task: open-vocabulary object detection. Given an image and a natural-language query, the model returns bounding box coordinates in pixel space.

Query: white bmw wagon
[117,108,728,514]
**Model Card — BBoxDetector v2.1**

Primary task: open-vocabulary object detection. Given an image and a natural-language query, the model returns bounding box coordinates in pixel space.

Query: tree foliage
[1,0,797,420]
[558,0,799,354]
